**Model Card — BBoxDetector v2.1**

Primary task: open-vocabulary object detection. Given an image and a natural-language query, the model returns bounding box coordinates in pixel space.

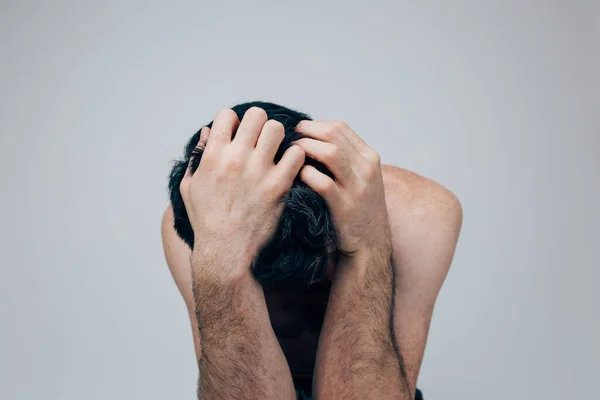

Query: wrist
[335,244,392,282]
[349,241,392,264]
[191,251,264,326]
[191,242,256,287]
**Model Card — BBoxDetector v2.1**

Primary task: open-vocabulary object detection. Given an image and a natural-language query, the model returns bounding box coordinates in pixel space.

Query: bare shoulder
[381,164,462,245]
[161,206,195,308]
[161,206,202,359]
[381,165,462,296]
[381,164,462,236]
[380,166,462,386]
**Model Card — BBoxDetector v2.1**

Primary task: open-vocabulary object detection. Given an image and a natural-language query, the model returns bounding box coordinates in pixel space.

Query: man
[162,102,462,399]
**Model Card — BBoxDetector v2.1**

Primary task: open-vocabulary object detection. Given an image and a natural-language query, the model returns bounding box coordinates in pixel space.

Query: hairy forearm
[191,250,295,400]
[314,249,411,399]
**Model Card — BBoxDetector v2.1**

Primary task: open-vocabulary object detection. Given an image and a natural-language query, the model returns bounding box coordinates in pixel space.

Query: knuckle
[367,149,381,164]
[224,155,244,171]
[323,125,338,140]
[362,162,375,176]
[362,162,379,180]
[319,178,335,194]
[272,182,288,198]
[324,146,339,162]
[264,176,285,196]
[245,166,262,182]
[332,120,347,129]
[288,150,305,169]
[293,145,306,162]
[293,137,307,147]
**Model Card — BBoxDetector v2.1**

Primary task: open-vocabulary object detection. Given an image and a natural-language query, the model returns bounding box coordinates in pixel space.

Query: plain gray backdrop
[1,0,598,399]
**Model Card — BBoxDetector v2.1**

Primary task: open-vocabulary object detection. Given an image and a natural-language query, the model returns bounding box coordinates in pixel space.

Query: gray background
[1,0,598,399]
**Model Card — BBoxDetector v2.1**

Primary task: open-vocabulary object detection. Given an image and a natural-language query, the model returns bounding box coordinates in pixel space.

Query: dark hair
[168,101,336,285]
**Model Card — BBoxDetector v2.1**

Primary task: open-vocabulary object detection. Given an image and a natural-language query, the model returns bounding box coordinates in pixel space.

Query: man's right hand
[179,107,305,282]
[178,107,302,400]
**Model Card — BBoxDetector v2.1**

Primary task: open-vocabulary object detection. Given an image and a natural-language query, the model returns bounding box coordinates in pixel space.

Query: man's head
[168,101,337,286]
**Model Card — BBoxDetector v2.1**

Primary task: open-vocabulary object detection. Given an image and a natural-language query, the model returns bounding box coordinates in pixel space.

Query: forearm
[191,250,295,400]
[314,250,411,399]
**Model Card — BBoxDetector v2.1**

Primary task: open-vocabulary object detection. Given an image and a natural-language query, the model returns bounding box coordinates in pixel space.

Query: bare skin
[180,108,304,399]
[293,120,407,398]
[163,109,463,398]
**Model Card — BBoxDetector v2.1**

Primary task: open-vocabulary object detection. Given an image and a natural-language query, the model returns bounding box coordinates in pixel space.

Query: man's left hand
[293,120,391,260]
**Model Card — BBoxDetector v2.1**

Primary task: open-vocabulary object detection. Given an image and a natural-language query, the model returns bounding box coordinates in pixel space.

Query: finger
[299,165,343,208]
[255,119,285,163]
[205,109,239,152]
[192,127,211,164]
[270,145,305,195]
[292,138,354,184]
[233,107,268,148]
[185,126,210,175]
[295,120,344,146]
[328,120,372,157]
[199,126,211,146]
